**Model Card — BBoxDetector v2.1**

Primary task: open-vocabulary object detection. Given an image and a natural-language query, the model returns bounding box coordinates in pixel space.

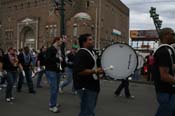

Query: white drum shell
[137,54,145,70]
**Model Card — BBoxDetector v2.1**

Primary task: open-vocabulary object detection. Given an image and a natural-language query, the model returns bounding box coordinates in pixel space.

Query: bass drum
[101,43,138,79]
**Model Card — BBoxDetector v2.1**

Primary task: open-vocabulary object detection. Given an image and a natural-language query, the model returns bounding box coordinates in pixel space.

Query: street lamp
[149,7,162,37]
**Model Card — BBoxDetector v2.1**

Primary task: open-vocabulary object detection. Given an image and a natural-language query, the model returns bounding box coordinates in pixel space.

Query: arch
[73,12,92,20]
[20,26,36,49]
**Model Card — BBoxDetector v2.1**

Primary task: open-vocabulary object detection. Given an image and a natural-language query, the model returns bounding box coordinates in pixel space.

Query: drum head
[101,43,138,79]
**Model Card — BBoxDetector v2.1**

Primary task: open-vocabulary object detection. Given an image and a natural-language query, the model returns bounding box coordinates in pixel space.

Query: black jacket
[45,46,61,72]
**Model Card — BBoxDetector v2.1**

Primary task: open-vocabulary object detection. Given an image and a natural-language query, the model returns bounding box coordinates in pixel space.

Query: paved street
[0,80,157,116]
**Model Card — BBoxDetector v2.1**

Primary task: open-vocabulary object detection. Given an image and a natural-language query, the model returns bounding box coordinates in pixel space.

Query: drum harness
[79,48,98,80]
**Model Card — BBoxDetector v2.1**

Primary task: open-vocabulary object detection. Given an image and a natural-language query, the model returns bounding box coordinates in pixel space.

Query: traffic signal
[149,7,156,17]
[149,7,162,32]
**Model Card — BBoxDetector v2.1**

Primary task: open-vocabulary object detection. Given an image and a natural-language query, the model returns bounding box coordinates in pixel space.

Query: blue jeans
[36,70,45,87]
[78,89,99,116]
[156,93,175,116]
[17,69,34,92]
[45,71,60,108]
[132,69,141,81]
[60,68,74,91]
[6,71,18,98]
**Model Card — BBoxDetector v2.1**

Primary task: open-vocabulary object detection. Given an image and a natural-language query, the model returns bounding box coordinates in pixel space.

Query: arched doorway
[17,17,38,50]
[20,27,35,49]
[73,12,93,36]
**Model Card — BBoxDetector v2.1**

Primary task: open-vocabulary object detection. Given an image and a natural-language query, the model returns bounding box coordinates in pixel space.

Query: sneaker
[114,93,123,97]
[5,98,11,102]
[10,97,15,100]
[126,95,135,99]
[59,88,64,94]
[49,103,61,108]
[49,107,60,113]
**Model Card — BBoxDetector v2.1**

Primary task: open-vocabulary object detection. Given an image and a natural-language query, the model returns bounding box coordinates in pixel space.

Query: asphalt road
[0,80,158,116]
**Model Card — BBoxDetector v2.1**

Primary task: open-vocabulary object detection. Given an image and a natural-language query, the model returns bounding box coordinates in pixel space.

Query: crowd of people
[0,37,78,112]
[0,27,175,116]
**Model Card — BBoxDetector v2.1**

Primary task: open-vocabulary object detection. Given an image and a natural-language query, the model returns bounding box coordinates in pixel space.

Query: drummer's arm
[78,68,103,76]
[78,68,104,75]
[78,69,97,76]
[159,66,175,84]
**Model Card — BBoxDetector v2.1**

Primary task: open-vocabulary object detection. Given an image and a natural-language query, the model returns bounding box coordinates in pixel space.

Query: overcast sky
[121,0,175,30]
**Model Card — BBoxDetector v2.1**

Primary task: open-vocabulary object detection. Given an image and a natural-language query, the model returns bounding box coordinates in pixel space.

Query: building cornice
[107,0,129,16]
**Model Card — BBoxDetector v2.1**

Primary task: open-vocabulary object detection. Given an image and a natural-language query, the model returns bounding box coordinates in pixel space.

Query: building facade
[0,0,129,51]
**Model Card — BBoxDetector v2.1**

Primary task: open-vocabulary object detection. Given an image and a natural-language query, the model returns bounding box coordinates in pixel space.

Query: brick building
[0,0,129,50]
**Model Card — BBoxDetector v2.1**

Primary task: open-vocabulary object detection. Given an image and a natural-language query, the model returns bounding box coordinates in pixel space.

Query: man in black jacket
[73,34,103,116]
[17,46,36,94]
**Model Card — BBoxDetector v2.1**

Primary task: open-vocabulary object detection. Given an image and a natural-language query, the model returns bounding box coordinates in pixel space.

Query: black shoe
[29,90,36,94]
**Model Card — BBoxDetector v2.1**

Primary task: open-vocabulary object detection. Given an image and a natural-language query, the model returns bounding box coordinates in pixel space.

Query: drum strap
[79,48,98,80]
[154,44,175,86]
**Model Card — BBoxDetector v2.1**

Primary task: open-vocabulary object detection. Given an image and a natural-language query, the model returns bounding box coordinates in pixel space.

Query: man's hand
[95,68,104,74]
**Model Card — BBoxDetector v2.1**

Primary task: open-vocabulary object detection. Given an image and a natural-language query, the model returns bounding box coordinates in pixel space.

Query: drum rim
[100,42,138,79]
[137,53,145,69]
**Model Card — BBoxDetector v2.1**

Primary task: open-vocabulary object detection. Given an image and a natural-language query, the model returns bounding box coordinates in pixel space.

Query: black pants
[115,79,131,97]
[147,65,153,81]
[17,69,34,92]
[6,71,17,98]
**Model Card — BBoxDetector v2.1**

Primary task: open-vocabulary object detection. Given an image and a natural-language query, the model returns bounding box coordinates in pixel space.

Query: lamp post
[149,7,162,37]
[0,22,3,48]
[53,0,72,71]
[53,0,72,36]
